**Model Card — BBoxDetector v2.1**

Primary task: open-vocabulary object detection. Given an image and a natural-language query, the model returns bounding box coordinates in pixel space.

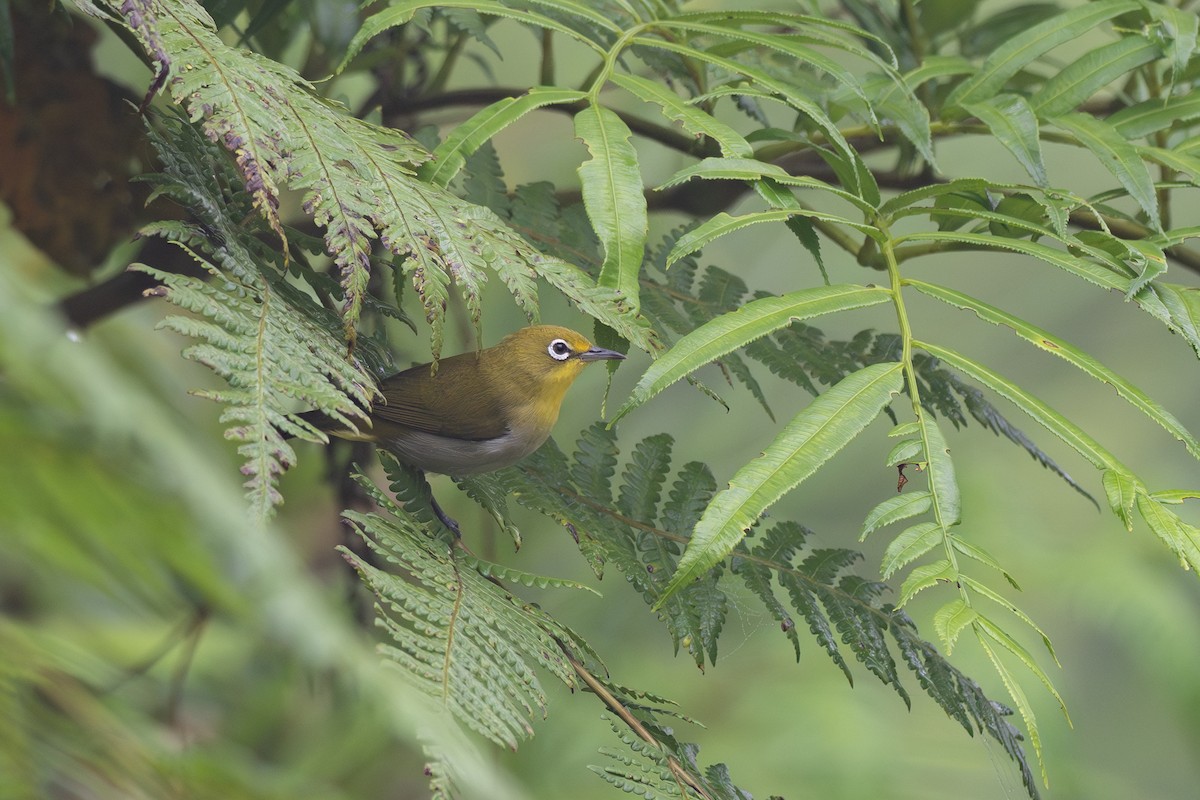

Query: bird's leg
[430,492,461,538]
[409,467,461,537]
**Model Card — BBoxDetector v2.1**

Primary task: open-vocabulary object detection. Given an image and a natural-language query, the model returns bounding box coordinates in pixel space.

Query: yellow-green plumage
[301,325,624,475]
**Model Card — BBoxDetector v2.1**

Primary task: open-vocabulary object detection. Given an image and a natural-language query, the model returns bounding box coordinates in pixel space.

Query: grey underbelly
[380,428,544,475]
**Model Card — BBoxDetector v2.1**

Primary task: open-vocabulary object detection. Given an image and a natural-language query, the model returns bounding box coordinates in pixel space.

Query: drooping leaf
[960,95,1048,187]
[611,73,752,157]
[420,88,588,187]
[1050,112,1160,230]
[575,104,647,315]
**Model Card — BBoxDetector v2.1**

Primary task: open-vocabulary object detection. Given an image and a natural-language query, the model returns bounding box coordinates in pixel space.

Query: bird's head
[490,325,626,399]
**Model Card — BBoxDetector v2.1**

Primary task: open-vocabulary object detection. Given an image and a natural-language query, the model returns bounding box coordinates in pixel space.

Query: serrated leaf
[575,105,647,315]
[863,72,936,166]
[933,599,978,653]
[614,285,892,421]
[946,0,1140,108]
[1030,36,1161,119]
[1143,1,1199,78]
[961,576,1058,664]
[611,73,752,157]
[659,157,877,214]
[1151,489,1200,505]
[1050,112,1160,230]
[420,88,587,187]
[667,210,884,266]
[975,633,1047,788]
[861,490,933,540]
[655,363,903,607]
[885,438,923,467]
[974,615,1068,721]
[899,559,955,606]
[878,178,991,218]
[1123,239,1167,299]
[1137,144,1200,182]
[920,416,961,528]
[633,36,862,177]
[951,537,1019,589]
[916,340,1118,469]
[895,231,1128,292]
[882,522,942,579]
[907,280,1200,460]
[1137,493,1200,571]
[961,95,1048,187]
[1108,93,1200,139]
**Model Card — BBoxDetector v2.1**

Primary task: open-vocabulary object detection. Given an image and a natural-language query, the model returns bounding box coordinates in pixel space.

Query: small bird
[298,325,625,529]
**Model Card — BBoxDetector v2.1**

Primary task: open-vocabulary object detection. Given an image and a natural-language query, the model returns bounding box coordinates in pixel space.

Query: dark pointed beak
[579,347,626,362]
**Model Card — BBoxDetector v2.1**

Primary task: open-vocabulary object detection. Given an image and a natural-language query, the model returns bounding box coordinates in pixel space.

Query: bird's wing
[369,359,511,441]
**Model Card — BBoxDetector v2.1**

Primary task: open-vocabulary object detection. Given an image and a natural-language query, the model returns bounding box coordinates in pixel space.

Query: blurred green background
[3,2,1199,798]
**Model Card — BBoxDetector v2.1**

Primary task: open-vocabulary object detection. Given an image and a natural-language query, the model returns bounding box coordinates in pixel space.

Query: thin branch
[56,236,208,330]
[387,86,714,156]
[563,650,713,800]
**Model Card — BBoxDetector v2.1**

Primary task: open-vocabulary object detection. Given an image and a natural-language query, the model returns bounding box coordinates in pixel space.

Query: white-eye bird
[297,326,625,534]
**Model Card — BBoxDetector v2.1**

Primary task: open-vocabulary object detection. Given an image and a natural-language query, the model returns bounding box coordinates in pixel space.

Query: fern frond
[112,0,650,358]
[342,461,591,751]
[590,714,752,800]
[135,116,373,516]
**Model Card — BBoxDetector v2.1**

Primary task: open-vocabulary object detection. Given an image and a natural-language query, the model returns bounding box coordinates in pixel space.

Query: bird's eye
[548,339,572,361]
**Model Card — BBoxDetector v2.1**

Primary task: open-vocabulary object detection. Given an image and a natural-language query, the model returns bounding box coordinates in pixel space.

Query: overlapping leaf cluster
[133,114,376,516]
[474,423,1039,797]
[99,0,651,358]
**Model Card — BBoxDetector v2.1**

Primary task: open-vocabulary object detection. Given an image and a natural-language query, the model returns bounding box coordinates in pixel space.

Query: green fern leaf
[116,0,645,360]
[617,434,674,524]
[821,575,909,706]
[134,116,373,516]
[571,422,620,503]
[459,556,600,595]
[657,362,903,606]
[455,472,523,549]
[342,459,599,751]
[861,491,933,540]
[881,522,942,579]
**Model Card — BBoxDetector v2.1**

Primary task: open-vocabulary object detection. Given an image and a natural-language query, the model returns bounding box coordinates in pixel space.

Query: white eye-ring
[548,338,572,361]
